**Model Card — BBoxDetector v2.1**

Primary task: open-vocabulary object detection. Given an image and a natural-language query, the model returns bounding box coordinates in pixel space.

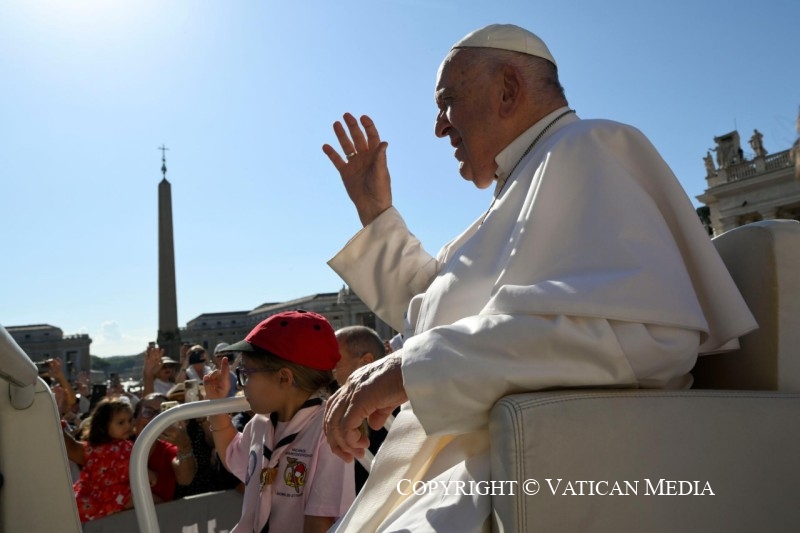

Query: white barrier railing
[130,396,250,532]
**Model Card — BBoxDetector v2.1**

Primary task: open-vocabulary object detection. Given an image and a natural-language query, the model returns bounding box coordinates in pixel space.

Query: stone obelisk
[156,145,181,360]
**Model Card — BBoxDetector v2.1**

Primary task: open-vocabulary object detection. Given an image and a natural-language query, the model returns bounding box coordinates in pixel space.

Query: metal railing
[130,396,250,532]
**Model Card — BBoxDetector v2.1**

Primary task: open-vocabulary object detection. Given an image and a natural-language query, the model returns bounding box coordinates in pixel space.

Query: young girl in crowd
[204,310,355,533]
[73,397,135,522]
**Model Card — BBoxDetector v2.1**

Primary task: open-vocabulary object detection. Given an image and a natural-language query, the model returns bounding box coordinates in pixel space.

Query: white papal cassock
[327,108,757,532]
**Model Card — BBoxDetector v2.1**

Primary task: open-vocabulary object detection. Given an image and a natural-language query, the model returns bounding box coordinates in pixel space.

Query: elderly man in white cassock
[321,24,756,532]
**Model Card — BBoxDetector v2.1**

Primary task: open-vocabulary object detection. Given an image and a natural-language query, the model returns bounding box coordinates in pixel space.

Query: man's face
[136,397,163,433]
[157,365,175,382]
[434,49,502,189]
[333,338,365,385]
[214,352,227,369]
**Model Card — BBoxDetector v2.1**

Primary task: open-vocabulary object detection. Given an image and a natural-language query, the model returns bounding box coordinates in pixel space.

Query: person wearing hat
[142,344,183,397]
[212,342,239,398]
[322,23,756,531]
[204,310,355,533]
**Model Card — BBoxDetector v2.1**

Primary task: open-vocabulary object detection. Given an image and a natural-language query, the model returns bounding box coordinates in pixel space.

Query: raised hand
[203,357,231,400]
[322,113,393,227]
[180,343,190,367]
[144,345,165,379]
[47,358,64,380]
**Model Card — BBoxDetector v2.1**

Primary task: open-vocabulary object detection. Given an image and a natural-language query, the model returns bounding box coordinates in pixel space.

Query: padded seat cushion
[693,220,800,391]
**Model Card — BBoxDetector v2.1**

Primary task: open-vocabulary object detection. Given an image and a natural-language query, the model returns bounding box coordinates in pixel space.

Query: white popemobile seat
[490,220,800,532]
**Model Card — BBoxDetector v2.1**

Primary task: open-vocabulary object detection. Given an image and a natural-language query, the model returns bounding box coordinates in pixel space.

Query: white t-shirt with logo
[226,403,355,532]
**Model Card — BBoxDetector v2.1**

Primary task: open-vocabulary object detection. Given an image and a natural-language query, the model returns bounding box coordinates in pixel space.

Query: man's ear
[499,64,523,118]
[359,352,375,366]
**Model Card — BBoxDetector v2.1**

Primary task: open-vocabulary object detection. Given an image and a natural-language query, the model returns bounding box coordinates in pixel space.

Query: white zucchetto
[451,24,557,66]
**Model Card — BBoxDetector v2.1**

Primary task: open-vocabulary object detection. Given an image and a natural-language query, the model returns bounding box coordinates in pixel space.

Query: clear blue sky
[2,0,798,357]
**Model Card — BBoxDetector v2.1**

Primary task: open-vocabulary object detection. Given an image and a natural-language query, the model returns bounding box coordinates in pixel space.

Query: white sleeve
[328,207,439,331]
[401,313,699,436]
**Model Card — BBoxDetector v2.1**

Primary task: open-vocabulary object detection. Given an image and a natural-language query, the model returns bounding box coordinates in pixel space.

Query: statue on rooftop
[712,132,742,168]
[703,151,716,177]
[748,129,767,158]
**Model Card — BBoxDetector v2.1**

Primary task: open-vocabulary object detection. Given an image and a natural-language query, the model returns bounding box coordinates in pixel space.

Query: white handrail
[130,396,250,532]
[0,325,37,387]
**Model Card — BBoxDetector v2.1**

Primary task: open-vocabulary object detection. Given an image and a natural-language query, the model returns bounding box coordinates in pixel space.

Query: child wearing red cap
[204,310,354,533]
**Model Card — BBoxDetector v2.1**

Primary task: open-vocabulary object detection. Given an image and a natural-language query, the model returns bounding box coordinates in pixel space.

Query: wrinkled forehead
[435,51,458,101]
[435,49,483,94]
[437,48,457,75]
[436,49,466,82]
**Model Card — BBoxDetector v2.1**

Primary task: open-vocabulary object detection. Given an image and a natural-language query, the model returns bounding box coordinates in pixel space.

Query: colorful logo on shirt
[283,456,307,494]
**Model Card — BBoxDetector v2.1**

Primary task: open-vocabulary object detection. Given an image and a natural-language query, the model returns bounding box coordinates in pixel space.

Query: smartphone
[89,384,107,409]
[160,401,180,413]
[148,341,156,348]
[184,379,199,403]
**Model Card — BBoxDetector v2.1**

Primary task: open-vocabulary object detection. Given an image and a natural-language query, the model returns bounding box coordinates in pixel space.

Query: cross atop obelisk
[159,144,169,178]
[156,145,181,360]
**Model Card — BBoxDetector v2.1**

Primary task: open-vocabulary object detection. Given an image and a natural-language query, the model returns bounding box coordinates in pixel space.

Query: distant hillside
[91,353,143,380]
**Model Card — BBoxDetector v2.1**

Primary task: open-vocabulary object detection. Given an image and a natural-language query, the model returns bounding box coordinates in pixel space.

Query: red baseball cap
[223,310,340,371]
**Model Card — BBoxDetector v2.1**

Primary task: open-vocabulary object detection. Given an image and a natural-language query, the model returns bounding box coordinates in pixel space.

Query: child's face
[108,409,135,441]
[240,357,283,415]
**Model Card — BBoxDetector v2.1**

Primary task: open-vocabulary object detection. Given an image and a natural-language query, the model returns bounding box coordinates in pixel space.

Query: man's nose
[434,111,450,138]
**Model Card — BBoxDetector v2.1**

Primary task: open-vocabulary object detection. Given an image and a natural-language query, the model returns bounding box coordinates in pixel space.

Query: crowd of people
[44,318,396,528]
[49,341,239,523]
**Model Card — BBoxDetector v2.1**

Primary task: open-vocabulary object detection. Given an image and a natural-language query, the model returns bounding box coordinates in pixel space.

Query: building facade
[696,126,800,236]
[6,324,91,378]
[181,286,395,352]
[182,310,252,351]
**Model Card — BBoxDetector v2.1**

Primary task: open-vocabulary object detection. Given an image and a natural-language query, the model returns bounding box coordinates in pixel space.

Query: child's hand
[203,357,231,400]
